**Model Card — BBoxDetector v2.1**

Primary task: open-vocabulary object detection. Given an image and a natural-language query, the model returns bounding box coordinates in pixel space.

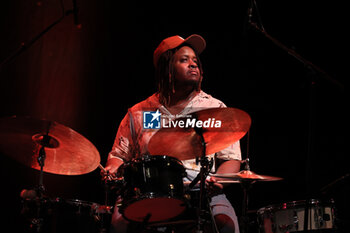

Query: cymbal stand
[194,155,216,233]
[37,135,49,196]
[27,124,51,233]
[240,159,255,233]
[191,126,218,233]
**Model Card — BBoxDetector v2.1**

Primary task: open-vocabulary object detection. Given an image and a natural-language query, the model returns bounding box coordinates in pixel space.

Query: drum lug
[293,210,299,230]
[278,223,295,232]
[134,187,141,197]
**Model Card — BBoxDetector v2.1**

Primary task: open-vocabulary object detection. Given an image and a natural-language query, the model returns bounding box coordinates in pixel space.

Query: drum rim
[132,154,184,165]
[257,199,335,213]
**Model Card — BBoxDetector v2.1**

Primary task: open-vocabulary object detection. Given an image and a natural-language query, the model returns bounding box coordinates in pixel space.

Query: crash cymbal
[148,107,251,160]
[0,116,100,175]
[148,126,203,160]
[212,170,283,182]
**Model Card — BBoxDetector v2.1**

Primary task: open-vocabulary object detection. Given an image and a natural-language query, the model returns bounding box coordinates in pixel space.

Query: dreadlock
[155,44,203,106]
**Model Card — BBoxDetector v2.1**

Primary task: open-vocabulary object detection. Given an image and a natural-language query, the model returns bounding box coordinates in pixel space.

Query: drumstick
[98,164,107,172]
[99,164,122,181]
[99,164,115,181]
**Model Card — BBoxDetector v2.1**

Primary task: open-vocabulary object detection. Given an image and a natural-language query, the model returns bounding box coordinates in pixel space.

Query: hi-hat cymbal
[148,107,251,160]
[212,170,283,182]
[0,116,100,175]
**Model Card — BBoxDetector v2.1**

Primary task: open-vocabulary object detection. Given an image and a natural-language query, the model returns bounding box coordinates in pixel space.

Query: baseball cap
[153,34,206,67]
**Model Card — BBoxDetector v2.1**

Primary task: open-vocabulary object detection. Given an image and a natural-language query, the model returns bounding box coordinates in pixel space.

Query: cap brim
[183,34,206,54]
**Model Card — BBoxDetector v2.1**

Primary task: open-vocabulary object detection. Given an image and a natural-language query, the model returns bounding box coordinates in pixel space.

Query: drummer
[102,34,242,233]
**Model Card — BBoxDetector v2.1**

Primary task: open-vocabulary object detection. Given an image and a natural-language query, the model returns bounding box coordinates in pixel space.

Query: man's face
[172,46,201,87]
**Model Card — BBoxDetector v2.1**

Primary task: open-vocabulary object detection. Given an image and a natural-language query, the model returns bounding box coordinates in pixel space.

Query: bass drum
[257,199,336,233]
[118,155,186,223]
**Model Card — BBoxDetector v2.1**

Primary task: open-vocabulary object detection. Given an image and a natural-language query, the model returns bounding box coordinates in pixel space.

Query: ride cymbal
[0,116,100,175]
[212,170,283,182]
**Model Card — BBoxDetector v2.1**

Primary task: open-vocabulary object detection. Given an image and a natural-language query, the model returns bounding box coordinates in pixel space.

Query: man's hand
[207,176,224,197]
[207,159,241,193]
[101,158,124,180]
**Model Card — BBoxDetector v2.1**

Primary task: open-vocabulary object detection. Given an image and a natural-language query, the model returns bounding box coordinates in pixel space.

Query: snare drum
[118,155,186,223]
[257,199,335,233]
[21,198,112,233]
[52,199,112,233]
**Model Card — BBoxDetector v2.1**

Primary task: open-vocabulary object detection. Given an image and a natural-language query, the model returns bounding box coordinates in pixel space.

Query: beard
[174,74,202,90]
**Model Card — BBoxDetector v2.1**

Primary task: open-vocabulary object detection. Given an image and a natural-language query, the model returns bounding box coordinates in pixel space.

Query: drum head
[123,197,185,222]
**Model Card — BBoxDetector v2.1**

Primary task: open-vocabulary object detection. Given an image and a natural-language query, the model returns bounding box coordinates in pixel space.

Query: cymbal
[0,116,100,175]
[183,180,240,185]
[212,170,283,182]
[148,107,251,160]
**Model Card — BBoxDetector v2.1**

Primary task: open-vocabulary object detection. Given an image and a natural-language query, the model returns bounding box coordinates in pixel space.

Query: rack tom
[118,155,186,223]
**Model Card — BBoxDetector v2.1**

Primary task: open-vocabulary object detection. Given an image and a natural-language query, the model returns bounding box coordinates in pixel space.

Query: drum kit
[0,108,337,233]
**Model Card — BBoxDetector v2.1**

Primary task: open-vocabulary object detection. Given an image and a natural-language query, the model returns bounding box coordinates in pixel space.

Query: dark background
[0,1,346,232]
